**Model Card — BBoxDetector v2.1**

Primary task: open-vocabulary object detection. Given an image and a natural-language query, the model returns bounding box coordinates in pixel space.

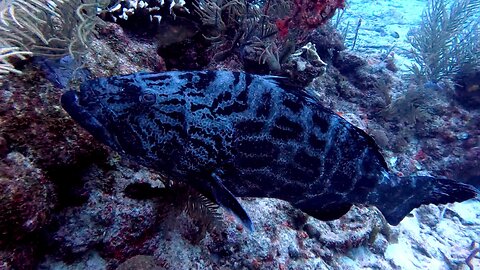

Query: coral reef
[0,47,31,78]
[0,0,478,269]
[51,161,164,263]
[1,0,345,85]
[115,255,161,270]
[0,66,108,170]
[82,22,166,76]
[453,65,480,109]
[41,176,394,270]
[467,247,480,270]
[0,152,54,242]
[97,0,344,84]
[275,0,345,37]
[0,152,55,269]
[0,62,106,269]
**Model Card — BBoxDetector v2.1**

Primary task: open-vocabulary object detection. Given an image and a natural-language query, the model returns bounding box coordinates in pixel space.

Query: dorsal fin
[263,75,325,105]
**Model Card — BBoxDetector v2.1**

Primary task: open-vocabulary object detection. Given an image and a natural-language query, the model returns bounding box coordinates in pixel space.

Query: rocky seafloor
[1,1,480,269]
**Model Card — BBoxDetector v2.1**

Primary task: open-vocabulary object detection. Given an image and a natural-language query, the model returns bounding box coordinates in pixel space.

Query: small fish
[61,71,478,230]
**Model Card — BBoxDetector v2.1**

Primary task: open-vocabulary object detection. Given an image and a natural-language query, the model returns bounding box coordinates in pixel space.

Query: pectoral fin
[211,172,254,231]
[191,172,253,231]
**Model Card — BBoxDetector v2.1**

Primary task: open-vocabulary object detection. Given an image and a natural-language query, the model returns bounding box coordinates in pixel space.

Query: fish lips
[61,90,122,152]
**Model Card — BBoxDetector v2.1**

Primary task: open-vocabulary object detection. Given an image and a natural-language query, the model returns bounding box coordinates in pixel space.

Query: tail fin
[373,175,478,225]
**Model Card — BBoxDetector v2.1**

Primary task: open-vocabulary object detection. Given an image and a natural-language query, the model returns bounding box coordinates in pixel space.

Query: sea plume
[0,0,105,78]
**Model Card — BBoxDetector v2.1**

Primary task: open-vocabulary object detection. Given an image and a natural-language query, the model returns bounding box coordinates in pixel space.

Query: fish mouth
[61,90,122,152]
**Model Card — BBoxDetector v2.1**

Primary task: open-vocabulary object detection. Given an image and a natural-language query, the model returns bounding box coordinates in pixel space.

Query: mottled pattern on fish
[62,71,478,228]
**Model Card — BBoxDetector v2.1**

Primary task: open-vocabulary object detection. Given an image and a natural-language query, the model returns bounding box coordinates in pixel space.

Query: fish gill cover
[1,0,480,269]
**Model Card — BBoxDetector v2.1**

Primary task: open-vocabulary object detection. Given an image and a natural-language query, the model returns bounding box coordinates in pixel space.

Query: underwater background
[0,0,479,269]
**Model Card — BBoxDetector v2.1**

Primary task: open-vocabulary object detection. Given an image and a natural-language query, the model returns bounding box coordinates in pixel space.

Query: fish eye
[140,93,156,104]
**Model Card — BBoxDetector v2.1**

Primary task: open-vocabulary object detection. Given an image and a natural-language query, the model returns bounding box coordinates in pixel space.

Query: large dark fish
[61,71,478,230]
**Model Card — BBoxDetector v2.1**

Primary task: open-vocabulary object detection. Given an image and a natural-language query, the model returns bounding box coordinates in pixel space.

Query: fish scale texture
[61,70,477,226]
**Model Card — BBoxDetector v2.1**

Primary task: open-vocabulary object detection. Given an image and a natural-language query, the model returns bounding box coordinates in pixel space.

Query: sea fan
[408,0,480,82]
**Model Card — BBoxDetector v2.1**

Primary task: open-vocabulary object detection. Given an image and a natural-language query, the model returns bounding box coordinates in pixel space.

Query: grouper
[61,71,478,230]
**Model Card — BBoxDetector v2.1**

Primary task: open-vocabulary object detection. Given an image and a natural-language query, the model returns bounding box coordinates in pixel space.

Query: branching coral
[192,0,345,72]
[408,0,480,83]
